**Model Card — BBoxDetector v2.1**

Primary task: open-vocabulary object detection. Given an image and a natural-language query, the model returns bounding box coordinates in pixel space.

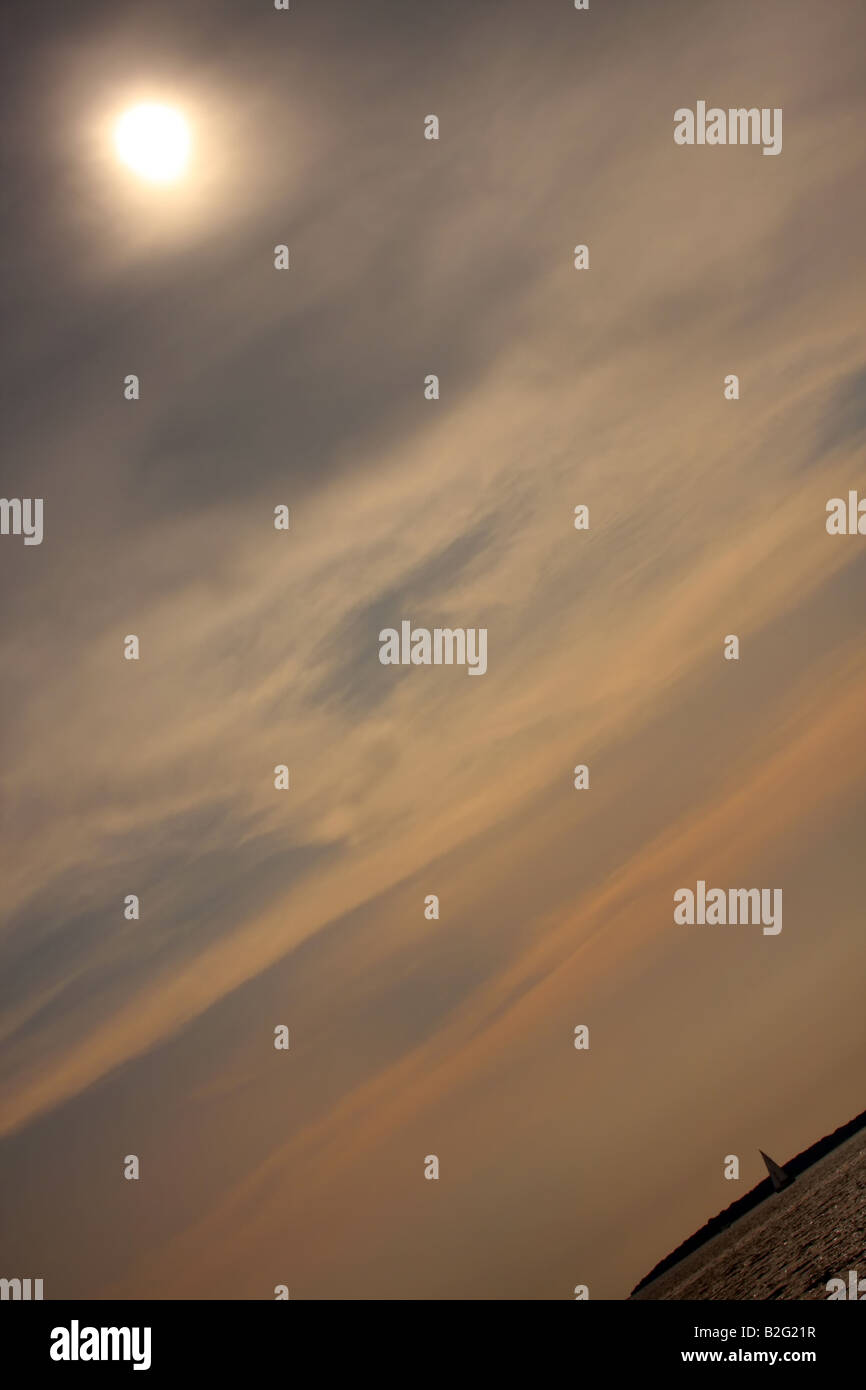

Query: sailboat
[760,1150,793,1192]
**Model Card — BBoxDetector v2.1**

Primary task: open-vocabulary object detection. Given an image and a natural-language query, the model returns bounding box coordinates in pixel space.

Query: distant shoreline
[630,1106,866,1296]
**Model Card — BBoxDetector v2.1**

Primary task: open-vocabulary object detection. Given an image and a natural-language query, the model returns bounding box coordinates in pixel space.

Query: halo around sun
[114,104,191,183]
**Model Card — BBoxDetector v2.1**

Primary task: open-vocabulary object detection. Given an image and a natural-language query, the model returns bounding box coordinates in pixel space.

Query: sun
[114,104,191,183]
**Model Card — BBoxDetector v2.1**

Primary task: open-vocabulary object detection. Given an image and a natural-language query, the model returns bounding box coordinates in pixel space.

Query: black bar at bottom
[3,1298,860,1376]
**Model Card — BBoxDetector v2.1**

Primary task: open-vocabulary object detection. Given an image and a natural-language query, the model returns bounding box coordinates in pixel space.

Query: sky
[1,0,865,1299]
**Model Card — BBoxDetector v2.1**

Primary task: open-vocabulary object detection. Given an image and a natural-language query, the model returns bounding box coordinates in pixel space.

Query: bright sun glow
[114,104,190,183]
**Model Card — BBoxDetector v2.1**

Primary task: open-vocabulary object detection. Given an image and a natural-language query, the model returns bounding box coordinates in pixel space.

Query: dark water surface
[633,1132,866,1300]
